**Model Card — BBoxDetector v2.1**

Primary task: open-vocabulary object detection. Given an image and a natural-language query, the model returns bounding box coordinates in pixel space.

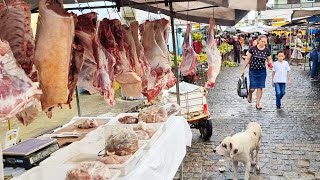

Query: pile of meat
[133,121,156,140]
[65,161,112,180]
[105,128,139,156]
[138,103,180,123]
[118,116,138,124]
[0,40,41,125]
[97,128,139,165]
[205,18,221,89]
[75,118,98,129]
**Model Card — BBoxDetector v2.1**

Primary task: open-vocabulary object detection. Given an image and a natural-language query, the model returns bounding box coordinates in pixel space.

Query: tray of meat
[43,117,111,147]
[63,142,146,176]
[12,163,120,180]
[113,113,166,129]
[105,121,164,150]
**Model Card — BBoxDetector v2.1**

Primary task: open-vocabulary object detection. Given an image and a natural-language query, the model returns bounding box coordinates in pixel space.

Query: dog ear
[229,143,233,150]
[233,149,238,154]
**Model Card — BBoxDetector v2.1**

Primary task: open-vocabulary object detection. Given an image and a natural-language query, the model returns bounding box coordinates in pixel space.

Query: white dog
[213,122,262,180]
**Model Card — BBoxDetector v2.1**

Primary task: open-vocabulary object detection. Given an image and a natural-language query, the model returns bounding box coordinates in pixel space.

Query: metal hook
[103,0,111,18]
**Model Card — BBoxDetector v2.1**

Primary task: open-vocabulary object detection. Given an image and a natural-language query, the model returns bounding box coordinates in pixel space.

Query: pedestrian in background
[272,51,291,109]
[228,36,242,64]
[290,33,303,68]
[241,35,273,110]
[310,31,320,81]
[285,33,291,60]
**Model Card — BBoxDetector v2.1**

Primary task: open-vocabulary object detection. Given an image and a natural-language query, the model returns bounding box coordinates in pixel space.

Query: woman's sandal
[247,95,252,103]
[256,104,262,110]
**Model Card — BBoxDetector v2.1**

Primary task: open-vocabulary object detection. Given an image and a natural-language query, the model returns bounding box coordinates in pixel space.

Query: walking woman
[240,35,273,109]
[290,33,304,67]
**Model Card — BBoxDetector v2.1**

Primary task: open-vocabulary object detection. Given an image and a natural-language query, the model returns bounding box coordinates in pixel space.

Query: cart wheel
[200,120,212,140]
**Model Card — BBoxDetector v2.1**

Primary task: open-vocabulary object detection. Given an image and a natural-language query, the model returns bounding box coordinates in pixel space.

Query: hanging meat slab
[67,40,84,107]
[0,0,37,81]
[122,25,143,77]
[130,21,151,96]
[94,46,116,106]
[205,18,221,89]
[0,40,41,125]
[34,0,75,117]
[77,59,99,94]
[96,18,120,105]
[141,21,172,101]
[75,12,99,63]
[154,19,177,89]
[75,13,100,95]
[180,24,198,76]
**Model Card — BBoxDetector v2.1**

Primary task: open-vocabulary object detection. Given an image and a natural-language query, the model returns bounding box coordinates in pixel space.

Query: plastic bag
[237,75,248,98]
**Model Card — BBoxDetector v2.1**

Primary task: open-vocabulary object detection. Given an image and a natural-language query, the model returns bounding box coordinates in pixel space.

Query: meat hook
[1,0,9,18]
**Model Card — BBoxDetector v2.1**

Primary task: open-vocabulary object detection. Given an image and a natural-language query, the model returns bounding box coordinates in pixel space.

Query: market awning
[27,0,268,26]
[291,10,320,20]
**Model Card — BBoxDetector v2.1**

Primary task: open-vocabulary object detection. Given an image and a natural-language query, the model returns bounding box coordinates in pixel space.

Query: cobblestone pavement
[182,63,320,180]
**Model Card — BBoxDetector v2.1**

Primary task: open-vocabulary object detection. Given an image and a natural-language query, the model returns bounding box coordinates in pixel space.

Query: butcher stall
[1,0,268,179]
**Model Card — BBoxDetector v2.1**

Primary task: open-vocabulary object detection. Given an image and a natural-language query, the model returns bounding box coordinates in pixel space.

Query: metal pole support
[168,0,181,105]
[75,86,82,117]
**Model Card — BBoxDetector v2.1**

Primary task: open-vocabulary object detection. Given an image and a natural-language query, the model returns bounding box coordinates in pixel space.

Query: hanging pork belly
[0,0,37,81]
[0,40,41,125]
[34,0,75,117]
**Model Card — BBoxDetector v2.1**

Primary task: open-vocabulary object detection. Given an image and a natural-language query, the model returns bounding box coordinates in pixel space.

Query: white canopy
[28,0,268,26]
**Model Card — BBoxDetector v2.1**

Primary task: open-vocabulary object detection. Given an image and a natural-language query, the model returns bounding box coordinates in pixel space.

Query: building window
[288,0,301,3]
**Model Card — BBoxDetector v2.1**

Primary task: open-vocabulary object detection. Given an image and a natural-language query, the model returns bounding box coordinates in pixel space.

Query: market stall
[1,0,268,179]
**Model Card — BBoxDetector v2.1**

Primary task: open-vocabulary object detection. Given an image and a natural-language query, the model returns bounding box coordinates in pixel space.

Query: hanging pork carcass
[0,0,37,81]
[205,18,221,89]
[0,40,41,125]
[180,24,198,76]
[34,0,75,117]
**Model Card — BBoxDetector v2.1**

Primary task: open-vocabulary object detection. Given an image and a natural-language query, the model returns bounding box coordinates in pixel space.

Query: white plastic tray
[12,164,121,180]
[63,142,147,177]
[111,113,166,129]
[53,116,112,132]
[105,123,164,150]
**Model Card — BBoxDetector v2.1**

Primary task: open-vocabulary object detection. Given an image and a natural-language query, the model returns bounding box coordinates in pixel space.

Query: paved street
[182,63,320,180]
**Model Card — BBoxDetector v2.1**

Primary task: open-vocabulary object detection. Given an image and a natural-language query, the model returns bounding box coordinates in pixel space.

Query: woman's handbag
[237,74,248,98]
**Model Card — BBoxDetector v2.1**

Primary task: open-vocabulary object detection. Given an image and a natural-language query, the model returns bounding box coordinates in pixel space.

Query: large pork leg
[180,24,198,76]
[0,40,41,125]
[141,21,171,101]
[205,18,221,89]
[0,0,37,81]
[154,19,176,89]
[34,0,75,117]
